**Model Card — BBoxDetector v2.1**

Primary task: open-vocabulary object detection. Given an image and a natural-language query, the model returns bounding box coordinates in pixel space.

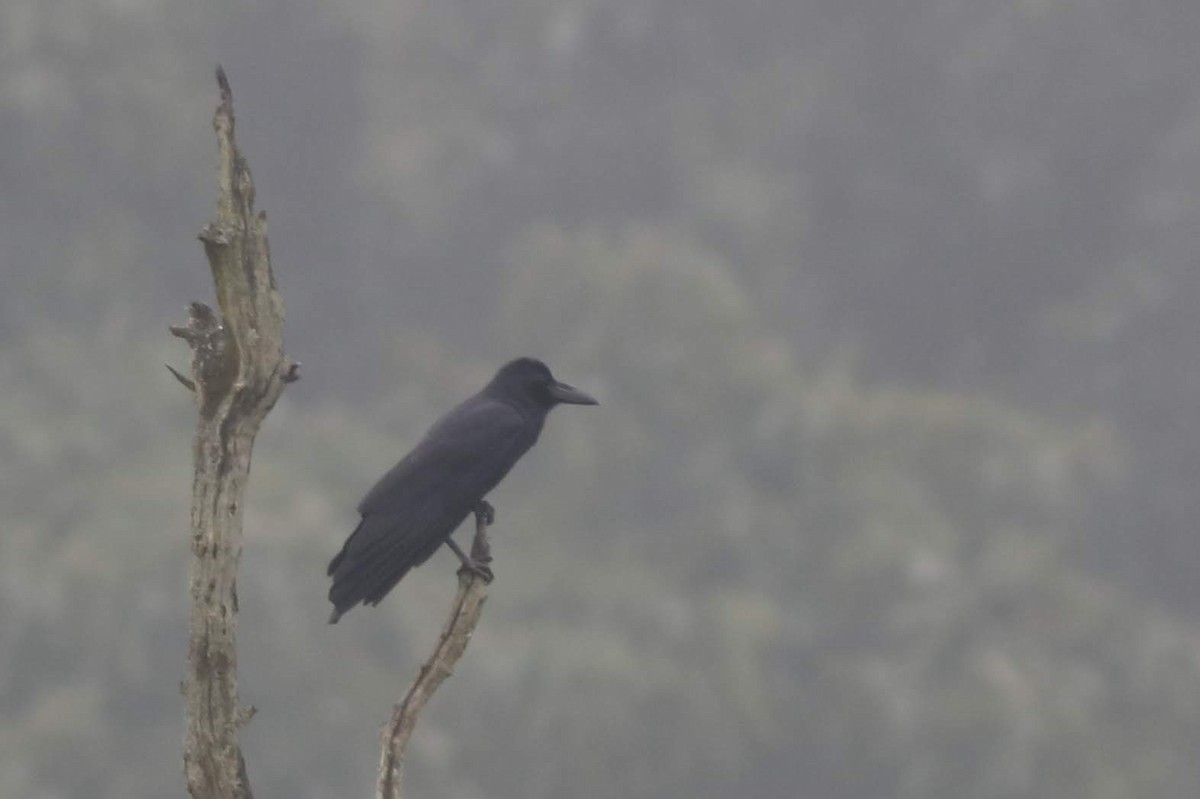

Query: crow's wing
[356,396,529,516]
[327,396,529,620]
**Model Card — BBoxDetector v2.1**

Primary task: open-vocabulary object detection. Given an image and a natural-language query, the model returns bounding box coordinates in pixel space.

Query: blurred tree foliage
[5,0,1200,796]
[9,219,1200,798]
[336,0,1200,608]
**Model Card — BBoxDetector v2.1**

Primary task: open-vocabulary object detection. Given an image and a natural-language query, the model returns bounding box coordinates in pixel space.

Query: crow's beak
[549,380,599,406]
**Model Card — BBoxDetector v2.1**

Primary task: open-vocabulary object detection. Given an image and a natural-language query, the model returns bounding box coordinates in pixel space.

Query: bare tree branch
[376,509,494,799]
[175,66,298,799]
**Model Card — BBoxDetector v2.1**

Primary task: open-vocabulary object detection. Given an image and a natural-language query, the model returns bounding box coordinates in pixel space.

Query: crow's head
[487,357,598,410]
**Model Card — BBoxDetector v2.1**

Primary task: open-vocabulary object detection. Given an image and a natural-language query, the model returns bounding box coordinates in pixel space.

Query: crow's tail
[326,513,452,623]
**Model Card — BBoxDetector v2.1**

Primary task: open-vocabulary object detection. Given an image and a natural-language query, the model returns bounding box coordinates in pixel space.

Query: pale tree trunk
[171,66,493,799]
[170,67,298,799]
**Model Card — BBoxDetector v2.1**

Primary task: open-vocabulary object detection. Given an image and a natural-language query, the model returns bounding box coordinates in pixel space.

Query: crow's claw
[446,535,493,582]
[457,558,494,583]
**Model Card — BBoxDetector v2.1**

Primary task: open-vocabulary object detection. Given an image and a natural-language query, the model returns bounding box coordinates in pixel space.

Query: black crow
[327,357,597,623]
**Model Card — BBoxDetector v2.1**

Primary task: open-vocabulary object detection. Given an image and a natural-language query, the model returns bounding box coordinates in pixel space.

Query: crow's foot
[446,535,494,583]
[456,558,495,584]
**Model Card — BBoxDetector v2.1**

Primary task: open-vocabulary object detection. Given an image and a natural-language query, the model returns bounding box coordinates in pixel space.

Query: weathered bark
[172,67,298,799]
[376,510,494,799]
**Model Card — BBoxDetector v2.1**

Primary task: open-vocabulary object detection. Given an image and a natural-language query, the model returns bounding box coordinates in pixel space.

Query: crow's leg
[447,536,494,583]
[474,499,495,526]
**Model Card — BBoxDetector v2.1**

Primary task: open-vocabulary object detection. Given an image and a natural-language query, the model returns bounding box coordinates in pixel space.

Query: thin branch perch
[174,66,298,799]
[376,508,495,799]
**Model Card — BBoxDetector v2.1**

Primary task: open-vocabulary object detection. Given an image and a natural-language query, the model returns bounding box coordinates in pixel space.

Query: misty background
[4,0,1200,796]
